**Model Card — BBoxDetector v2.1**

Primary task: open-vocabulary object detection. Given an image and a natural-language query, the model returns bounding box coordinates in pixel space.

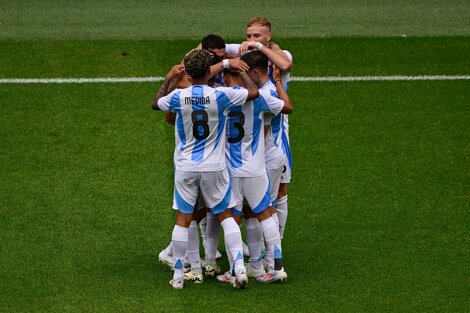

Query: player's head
[184,49,212,79]
[222,68,241,87]
[202,34,226,58]
[241,50,269,85]
[246,16,272,45]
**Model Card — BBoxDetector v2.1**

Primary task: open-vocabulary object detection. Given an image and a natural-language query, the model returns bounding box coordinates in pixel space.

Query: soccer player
[226,16,293,241]
[152,49,259,289]
[214,63,292,284]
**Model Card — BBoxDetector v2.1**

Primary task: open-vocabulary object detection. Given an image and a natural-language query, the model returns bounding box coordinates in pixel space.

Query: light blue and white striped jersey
[158,85,248,171]
[225,87,284,177]
[261,80,287,170]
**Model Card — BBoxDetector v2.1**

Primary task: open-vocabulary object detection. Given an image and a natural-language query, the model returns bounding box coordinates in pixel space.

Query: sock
[187,220,202,275]
[221,217,244,276]
[205,213,221,264]
[171,225,188,278]
[272,211,280,230]
[276,195,288,239]
[260,217,283,271]
[199,216,208,254]
[245,218,263,270]
[163,242,173,256]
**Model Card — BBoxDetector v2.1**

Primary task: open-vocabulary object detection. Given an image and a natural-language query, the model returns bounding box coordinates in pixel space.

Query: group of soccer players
[152,17,293,289]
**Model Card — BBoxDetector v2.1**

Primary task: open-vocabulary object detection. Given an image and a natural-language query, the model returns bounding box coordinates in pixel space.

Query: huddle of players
[153,16,293,289]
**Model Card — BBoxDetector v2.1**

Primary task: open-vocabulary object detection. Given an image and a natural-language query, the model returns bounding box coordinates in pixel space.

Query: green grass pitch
[1,1,469,312]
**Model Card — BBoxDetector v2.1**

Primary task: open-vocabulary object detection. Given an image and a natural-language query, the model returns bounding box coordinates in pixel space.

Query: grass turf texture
[1,37,469,312]
[1,0,470,39]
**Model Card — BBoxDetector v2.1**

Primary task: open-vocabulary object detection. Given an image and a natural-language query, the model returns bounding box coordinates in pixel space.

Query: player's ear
[266,32,272,42]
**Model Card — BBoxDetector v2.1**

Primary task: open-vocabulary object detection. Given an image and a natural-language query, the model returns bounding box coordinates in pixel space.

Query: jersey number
[228,111,245,143]
[191,110,209,140]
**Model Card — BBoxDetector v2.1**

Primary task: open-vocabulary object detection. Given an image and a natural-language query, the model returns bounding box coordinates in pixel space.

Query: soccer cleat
[184,271,203,283]
[158,250,174,271]
[169,277,184,289]
[233,270,248,289]
[256,268,287,283]
[204,263,221,277]
[216,271,235,284]
[245,264,266,278]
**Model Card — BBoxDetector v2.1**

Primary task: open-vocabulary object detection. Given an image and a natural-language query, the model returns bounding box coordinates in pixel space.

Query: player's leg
[184,207,205,283]
[202,169,247,289]
[169,170,199,289]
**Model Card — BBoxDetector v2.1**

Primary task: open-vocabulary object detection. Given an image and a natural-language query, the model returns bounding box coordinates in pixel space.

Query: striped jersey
[225,87,284,177]
[261,80,287,170]
[157,84,248,171]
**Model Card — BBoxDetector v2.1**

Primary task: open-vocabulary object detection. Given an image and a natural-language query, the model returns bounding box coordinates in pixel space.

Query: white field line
[0,75,470,84]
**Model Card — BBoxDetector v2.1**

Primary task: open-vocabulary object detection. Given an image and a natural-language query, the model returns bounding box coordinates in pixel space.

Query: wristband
[255,42,264,51]
[223,59,230,69]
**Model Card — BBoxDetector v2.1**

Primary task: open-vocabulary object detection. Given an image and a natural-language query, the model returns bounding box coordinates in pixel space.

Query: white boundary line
[0,75,469,84]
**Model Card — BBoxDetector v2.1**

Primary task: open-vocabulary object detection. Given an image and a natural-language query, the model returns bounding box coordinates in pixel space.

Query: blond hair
[247,16,271,31]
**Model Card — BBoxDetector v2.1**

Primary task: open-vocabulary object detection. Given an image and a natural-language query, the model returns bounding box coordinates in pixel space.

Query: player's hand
[228,58,249,72]
[239,41,257,55]
[166,64,185,79]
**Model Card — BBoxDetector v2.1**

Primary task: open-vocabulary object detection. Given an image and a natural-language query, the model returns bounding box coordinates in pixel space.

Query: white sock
[272,211,280,230]
[276,195,288,239]
[199,216,208,254]
[245,218,263,270]
[163,242,173,256]
[187,220,202,274]
[171,225,188,278]
[205,213,221,264]
[260,217,283,271]
[221,217,244,275]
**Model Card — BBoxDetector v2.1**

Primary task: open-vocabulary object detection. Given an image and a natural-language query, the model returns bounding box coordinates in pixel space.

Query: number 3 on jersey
[191,110,209,140]
[228,111,245,143]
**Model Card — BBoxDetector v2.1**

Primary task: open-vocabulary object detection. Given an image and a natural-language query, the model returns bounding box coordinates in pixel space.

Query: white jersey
[261,80,287,170]
[158,84,248,172]
[225,87,284,177]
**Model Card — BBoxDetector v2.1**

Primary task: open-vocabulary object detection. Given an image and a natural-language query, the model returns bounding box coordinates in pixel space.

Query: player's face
[208,47,226,58]
[246,24,271,45]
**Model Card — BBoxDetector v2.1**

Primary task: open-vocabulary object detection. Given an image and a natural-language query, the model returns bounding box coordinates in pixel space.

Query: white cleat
[184,271,203,283]
[158,250,174,271]
[245,264,266,278]
[233,270,248,289]
[169,276,184,289]
[216,271,235,284]
[256,267,287,284]
[204,263,221,276]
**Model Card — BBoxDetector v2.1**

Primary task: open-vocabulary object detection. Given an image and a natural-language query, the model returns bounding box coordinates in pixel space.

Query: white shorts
[229,174,271,215]
[173,169,231,215]
[266,162,285,206]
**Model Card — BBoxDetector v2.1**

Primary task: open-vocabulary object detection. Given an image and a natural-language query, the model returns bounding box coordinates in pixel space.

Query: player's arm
[240,41,292,72]
[239,71,259,100]
[152,64,184,110]
[273,65,293,114]
[210,57,249,78]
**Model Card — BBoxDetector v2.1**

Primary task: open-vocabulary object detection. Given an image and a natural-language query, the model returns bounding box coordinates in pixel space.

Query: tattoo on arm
[152,77,175,109]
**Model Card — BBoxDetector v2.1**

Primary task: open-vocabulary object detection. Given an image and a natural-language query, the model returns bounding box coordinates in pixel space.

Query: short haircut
[202,34,226,50]
[184,49,212,79]
[240,51,268,73]
[247,16,271,31]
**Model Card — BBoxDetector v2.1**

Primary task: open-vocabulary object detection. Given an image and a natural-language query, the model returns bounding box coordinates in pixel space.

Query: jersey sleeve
[259,89,284,116]
[157,89,178,112]
[225,44,241,56]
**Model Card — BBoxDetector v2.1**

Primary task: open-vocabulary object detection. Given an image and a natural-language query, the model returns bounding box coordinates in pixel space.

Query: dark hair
[201,34,226,50]
[240,50,268,72]
[184,49,212,79]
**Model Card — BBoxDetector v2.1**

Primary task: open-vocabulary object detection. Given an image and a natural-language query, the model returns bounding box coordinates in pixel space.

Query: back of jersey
[158,84,248,172]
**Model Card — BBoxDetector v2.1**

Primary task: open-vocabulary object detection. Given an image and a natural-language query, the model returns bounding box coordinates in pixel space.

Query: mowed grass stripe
[1,75,470,84]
